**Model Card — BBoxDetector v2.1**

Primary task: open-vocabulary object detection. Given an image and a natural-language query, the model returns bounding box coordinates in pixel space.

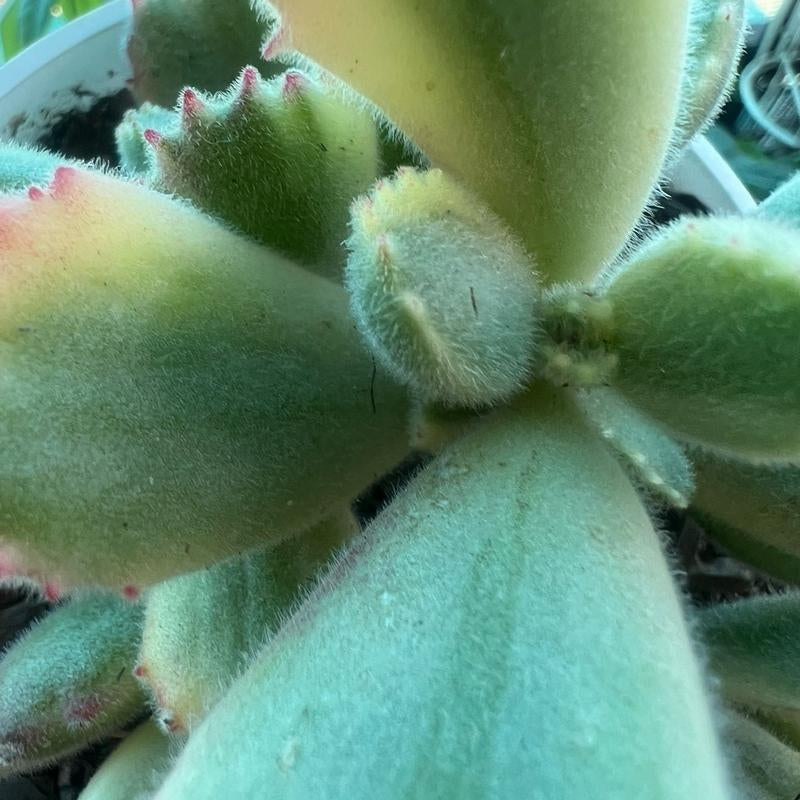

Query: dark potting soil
[649,191,709,226]
[36,88,135,168]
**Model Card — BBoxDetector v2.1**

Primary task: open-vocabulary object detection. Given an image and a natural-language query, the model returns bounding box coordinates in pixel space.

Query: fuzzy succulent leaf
[154,388,728,800]
[604,216,800,462]
[78,719,176,800]
[0,141,75,193]
[671,0,745,153]
[0,592,145,777]
[141,67,385,278]
[698,593,800,713]
[263,0,690,284]
[346,167,540,407]
[691,451,800,584]
[136,509,357,734]
[127,0,280,106]
[115,103,178,177]
[576,388,694,508]
[756,171,800,227]
[724,711,800,800]
[0,167,409,593]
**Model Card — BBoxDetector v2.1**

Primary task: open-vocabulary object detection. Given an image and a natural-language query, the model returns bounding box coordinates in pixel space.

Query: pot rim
[0,0,132,144]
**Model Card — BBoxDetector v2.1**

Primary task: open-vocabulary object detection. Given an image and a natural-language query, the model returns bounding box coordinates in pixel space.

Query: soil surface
[36,89,135,168]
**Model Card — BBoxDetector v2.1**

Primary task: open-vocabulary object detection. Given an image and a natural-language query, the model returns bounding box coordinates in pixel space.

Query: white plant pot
[0,0,132,145]
[0,1,755,217]
[668,136,757,215]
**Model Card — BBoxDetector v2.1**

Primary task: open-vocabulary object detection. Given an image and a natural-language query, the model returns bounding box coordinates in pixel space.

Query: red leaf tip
[43,581,61,602]
[122,584,140,600]
[262,25,288,62]
[239,66,260,99]
[0,550,60,601]
[180,88,205,120]
[50,166,79,197]
[143,128,162,146]
[282,70,306,99]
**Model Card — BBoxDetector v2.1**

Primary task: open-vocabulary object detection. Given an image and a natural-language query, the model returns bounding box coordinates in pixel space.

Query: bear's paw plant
[2,1,800,798]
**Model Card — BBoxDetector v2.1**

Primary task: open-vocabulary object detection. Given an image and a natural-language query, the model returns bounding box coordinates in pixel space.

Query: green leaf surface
[144,68,385,279]
[606,216,800,461]
[137,510,357,733]
[577,387,694,508]
[267,0,691,284]
[128,0,279,105]
[723,711,800,800]
[756,171,800,228]
[692,451,800,584]
[78,719,176,800]
[0,168,409,593]
[698,593,800,713]
[155,388,728,800]
[0,592,145,777]
[346,167,540,407]
[0,4,22,62]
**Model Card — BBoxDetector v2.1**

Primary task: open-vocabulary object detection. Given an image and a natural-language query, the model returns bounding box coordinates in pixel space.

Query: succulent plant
[0,592,145,776]
[3,0,800,797]
[126,0,280,106]
[0,166,407,593]
[673,0,746,154]
[77,719,175,800]
[122,65,417,277]
[135,509,357,733]
[725,710,800,800]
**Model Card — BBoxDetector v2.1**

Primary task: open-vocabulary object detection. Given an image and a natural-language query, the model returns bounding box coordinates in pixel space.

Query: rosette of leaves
[6,1,800,798]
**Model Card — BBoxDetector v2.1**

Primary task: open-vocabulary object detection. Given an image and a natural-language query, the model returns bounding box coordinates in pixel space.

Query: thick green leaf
[756,171,800,227]
[698,593,800,713]
[672,0,745,151]
[146,68,384,279]
[346,167,540,407]
[606,216,800,461]
[137,510,357,733]
[1,4,22,62]
[0,592,145,777]
[155,388,728,800]
[0,168,409,593]
[577,388,694,507]
[724,711,800,800]
[0,140,73,192]
[78,719,176,800]
[128,0,278,105]
[266,0,690,283]
[692,452,800,585]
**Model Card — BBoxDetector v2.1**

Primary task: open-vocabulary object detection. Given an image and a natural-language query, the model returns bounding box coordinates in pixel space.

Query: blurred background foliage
[719,0,800,199]
[0,0,107,62]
